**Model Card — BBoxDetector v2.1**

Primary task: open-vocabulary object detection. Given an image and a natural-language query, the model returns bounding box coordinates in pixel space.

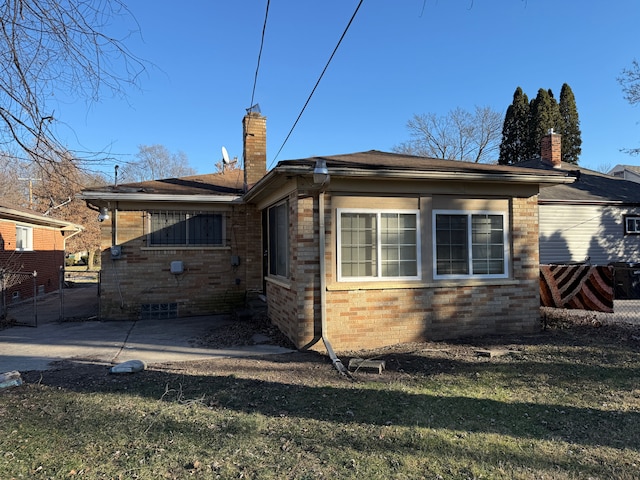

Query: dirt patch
[20,310,640,391]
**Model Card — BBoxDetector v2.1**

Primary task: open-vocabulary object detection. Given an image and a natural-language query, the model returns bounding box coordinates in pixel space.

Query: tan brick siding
[99,205,263,320]
[266,193,542,352]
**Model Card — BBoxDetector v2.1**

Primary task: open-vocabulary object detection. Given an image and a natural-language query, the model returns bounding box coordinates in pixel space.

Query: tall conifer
[529,89,560,155]
[499,87,530,164]
[558,83,582,164]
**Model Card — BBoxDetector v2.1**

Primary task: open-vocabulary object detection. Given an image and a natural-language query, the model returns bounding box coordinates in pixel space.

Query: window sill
[328,278,521,291]
[265,275,292,290]
[141,246,230,252]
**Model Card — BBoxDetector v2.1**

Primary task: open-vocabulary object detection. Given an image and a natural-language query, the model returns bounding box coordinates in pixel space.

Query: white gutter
[318,188,349,377]
[79,193,242,203]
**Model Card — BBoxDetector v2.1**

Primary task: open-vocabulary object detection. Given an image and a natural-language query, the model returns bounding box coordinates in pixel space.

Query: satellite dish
[221,146,230,165]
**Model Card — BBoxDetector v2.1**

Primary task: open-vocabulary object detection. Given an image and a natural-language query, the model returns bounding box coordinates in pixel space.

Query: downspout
[318,189,349,376]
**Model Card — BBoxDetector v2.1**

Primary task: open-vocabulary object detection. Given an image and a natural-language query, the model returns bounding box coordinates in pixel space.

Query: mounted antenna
[246,103,261,114]
[221,146,230,172]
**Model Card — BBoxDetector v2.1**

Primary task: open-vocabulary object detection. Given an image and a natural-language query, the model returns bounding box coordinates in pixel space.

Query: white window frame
[15,225,33,251]
[625,215,640,235]
[267,200,289,279]
[432,209,509,280]
[337,208,421,282]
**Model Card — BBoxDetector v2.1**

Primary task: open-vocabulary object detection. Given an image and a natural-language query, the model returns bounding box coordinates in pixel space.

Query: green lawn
[1,324,640,479]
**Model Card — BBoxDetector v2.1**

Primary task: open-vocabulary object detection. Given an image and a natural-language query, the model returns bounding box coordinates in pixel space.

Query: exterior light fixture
[313,159,329,186]
[97,206,110,222]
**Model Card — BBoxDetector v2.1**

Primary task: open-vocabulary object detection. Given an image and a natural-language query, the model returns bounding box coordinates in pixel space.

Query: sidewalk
[0,287,293,372]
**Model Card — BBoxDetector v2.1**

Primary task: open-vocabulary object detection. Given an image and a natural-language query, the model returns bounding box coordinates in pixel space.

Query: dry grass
[1,315,640,479]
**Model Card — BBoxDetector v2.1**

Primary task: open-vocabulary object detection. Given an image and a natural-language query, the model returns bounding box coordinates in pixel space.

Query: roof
[0,202,83,231]
[80,169,245,203]
[284,150,572,178]
[245,150,574,201]
[609,164,640,175]
[516,158,640,204]
[81,150,575,205]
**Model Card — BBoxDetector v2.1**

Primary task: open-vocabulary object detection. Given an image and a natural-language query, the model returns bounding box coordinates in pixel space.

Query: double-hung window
[433,210,508,279]
[625,216,640,235]
[149,211,224,246]
[15,225,33,251]
[268,201,289,278]
[338,209,420,281]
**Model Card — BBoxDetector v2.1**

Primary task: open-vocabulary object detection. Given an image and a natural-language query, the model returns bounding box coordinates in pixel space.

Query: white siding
[539,204,640,265]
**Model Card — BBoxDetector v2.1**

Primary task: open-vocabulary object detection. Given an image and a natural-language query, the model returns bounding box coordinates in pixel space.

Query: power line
[249,0,270,111]
[271,0,365,165]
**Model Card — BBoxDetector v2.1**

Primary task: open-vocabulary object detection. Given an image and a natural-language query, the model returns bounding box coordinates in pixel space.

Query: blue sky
[55,0,640,176]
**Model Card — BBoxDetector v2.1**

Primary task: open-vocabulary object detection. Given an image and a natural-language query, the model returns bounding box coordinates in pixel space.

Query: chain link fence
[0,270,39,327]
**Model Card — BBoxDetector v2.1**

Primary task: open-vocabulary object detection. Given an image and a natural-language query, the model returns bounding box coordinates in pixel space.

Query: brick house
[81,113,574,351]
[0,202,83,303]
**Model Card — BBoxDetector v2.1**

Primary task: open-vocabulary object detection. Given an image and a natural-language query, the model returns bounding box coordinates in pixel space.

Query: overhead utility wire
[240,0,270,176]
[272,0,365,165]
[249,0,270,110]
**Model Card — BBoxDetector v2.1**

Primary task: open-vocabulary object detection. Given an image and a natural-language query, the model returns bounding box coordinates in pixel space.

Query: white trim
[625,215,640,234]
[337,208,422,282]
[15,225,33,251]
[79,192,241,203]
[432,209,509,280]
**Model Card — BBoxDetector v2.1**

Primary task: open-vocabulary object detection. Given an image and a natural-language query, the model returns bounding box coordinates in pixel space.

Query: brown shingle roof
[89,170,245,196]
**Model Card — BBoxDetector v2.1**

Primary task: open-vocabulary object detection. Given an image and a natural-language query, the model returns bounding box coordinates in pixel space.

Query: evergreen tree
[498,87,530,165]
[529,88,560,155]
[498,83,581,163]
[558,83,582,164]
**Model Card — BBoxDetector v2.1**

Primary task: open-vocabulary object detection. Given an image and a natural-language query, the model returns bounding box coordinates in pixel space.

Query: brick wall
[266,192,542,352]
[99,206,263,320]
[0,221,65,301]
[243,113,267,187]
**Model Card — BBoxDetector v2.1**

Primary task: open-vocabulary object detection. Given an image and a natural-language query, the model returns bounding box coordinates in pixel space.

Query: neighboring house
[608,164,640,184]
[81,113,574,351]
[0,202,83,303]
[517,133,640,266]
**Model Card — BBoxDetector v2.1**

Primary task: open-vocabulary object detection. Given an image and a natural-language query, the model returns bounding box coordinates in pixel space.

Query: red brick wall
[0,221,65,301]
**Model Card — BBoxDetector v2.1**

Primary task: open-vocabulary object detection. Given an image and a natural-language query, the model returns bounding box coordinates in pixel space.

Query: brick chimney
[243,112,267,188]
[541,129,562,168]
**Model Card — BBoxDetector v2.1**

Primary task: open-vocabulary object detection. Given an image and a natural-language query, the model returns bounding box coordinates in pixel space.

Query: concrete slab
[0,316,294,372]
[0,287,294,372]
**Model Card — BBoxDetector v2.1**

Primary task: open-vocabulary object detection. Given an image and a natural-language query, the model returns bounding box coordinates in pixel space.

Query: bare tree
[0,152,31,207]
[0,0,145,166]
[118,144,197,182]
[394,106,503,163]
[618,59,640,155]
[31,155,107,268]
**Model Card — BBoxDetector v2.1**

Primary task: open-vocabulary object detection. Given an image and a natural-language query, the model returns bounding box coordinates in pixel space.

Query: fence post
[0,270,6,320]
[59,266,64,322]
[32,270,38,328]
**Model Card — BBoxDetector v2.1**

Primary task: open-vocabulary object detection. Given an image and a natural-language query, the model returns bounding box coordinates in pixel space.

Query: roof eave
[244,165,574,201]
[0,206,83,231]
[79,192,243,203]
